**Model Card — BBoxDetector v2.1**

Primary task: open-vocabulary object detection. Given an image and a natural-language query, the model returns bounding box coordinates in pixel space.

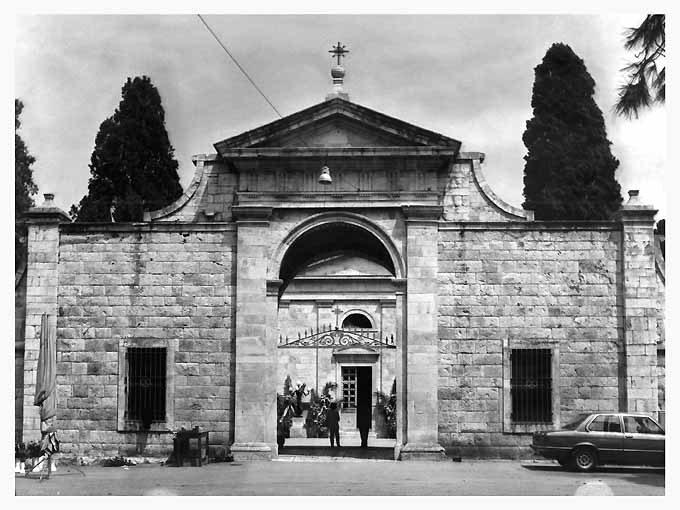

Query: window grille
[126,347,166,423]
[342,367,358,409]
[510,348,552,423]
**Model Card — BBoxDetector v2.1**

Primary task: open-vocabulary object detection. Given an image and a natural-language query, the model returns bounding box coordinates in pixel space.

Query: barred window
[126,347,166,425]
[510,348,552,423]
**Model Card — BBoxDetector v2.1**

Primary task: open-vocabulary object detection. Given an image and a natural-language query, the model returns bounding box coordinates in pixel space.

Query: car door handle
[625,434,633,438]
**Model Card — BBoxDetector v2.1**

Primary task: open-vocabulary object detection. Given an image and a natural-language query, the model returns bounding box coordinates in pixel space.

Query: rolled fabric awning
[34,313,57,422]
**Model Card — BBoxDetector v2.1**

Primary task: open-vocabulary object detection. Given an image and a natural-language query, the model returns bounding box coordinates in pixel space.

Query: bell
[318,165,332,185]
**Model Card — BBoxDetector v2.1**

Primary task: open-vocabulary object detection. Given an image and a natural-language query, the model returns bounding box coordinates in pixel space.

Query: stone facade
[437,225,623,457]
[17,97,664,461]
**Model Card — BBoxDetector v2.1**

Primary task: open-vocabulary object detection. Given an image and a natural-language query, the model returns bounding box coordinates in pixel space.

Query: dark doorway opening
[356,366,372,429]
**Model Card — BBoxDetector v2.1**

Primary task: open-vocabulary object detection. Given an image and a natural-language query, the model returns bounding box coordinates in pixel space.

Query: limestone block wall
[437,225,623,457]
[22,220,63,442]
[55,225,236,457]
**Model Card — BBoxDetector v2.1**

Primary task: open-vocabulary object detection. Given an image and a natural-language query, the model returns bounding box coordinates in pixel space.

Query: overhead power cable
[197,14,284,119]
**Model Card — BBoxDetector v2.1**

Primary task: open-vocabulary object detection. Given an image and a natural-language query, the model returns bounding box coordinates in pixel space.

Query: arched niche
[272,213,404,296]
[341,311,374,329]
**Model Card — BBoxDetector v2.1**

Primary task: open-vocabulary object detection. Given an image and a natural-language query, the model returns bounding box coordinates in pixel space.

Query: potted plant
[277,391,295,448]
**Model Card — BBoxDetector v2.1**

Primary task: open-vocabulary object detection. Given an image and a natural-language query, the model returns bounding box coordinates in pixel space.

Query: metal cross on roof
[329,42,349,65]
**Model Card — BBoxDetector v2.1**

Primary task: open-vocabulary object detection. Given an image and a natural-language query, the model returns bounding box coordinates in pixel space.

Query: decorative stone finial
[26,192,71,223]
[618,188,657,222]
[326,42,350,101]
[626,189,640,205]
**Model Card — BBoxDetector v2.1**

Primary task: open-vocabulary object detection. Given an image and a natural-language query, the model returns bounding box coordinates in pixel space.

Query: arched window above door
[342,312,373,329]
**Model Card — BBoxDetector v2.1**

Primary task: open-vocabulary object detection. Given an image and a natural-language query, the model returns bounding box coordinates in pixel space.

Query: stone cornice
[392,278,407,290]
[60,222,237,233]
[402,205,443,222]
[266,279,283,297]
[456,151,486,162]
[438,221,620,231]
[616,207,658,226]
[615,190,658,225]
[232,206,273,223]
[218,147,458,159]
[25,207,71,224]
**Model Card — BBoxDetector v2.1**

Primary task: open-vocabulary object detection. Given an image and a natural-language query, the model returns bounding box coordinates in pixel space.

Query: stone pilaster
[22,194,70,442]
[618,191,659,416]
[401,206,446,460]
[230,207,278,460]
[393,280,406,460]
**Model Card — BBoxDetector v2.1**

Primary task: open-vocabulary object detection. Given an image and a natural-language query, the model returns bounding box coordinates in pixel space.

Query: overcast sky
[14,13,667,219]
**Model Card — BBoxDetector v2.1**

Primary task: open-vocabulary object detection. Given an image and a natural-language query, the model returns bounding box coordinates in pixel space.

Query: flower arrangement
[375,379,397,438]
[15,441,41,461]
[306,382,338,437]
[15,441,49,474]
[277,376,297,447]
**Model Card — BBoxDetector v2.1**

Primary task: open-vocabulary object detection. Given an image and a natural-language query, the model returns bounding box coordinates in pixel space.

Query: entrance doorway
[272,217,402,458]
[340,366,372,434]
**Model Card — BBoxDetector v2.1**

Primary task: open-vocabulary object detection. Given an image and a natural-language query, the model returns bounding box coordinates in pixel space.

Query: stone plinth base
[231,442,275,461]
[399,442,447,461]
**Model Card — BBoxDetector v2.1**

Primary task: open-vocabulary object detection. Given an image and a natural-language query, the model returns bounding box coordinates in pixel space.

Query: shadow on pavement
[521,463,664,477]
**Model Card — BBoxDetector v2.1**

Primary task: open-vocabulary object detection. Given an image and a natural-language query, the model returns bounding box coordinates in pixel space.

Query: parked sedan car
[531,412,665,471]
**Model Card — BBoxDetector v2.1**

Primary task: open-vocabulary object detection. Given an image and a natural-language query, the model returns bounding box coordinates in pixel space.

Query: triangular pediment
[214,98,461,153]
[333,346,379,355]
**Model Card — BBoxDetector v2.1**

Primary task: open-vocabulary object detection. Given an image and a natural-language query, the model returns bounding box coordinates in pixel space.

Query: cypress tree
[522,43,622,220]
[73,76,182,221]
[15,99,38,269]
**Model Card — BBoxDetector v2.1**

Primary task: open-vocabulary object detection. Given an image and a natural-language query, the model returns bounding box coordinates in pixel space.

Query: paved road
[14,459,664,496]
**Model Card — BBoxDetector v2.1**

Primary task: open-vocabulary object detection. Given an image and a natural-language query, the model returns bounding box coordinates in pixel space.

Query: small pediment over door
[333,346,380,364]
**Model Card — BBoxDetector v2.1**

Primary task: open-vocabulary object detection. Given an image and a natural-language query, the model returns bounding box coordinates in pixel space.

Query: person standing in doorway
[357,400,371,448]
[327,402,341,448]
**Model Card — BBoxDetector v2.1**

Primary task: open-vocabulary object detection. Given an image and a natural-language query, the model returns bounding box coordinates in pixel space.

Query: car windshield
[562,414,591,430]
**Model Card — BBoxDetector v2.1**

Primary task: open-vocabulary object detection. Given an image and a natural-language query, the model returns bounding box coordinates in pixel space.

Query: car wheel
[572,447,597,472]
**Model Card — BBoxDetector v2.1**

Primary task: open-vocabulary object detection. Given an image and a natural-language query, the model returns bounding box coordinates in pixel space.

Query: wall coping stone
[438,221,620,231]
[60,222,237,234]
[144,158,206,221]
[470,159,533,221]
[25,207,71,224]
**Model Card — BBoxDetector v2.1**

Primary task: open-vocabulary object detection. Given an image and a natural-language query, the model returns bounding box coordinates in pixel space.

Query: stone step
[283,437,395,448]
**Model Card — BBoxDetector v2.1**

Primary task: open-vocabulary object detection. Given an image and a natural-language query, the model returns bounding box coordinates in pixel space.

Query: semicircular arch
[341,310,376,329]
[268,212,405,282]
